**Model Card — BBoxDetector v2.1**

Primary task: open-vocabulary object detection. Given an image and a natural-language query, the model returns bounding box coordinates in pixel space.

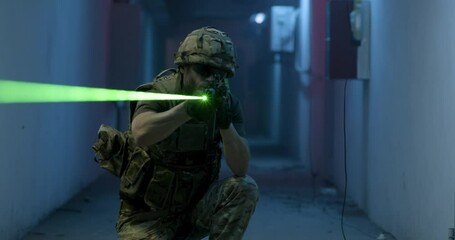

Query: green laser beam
[0,80,206,103]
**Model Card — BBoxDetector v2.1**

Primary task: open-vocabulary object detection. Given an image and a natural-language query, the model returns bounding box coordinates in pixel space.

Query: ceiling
[139,0,299,26]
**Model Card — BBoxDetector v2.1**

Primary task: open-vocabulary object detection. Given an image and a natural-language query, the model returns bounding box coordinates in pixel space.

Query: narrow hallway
[2,1,455,239]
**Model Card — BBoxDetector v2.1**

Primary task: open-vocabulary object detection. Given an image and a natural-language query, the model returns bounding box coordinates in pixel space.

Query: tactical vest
[93,69,221,213]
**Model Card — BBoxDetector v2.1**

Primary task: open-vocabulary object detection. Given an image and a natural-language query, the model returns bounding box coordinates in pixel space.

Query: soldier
[116,27,259,239]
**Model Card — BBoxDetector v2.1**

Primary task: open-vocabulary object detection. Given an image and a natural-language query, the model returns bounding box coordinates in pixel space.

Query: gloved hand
[211,80,228,107]
[184,99,215,122]
[215,95,232,129]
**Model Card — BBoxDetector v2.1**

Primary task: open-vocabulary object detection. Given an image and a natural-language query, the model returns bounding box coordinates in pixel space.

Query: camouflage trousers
[116,175,259,240]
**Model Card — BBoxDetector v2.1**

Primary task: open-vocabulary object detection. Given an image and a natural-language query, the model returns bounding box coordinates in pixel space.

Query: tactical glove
[184,100,214,122]
[216,96,232,129]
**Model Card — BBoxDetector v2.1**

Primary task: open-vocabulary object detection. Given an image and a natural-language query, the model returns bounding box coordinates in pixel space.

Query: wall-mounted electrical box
[326,0,370,80]
[270,6,297,53]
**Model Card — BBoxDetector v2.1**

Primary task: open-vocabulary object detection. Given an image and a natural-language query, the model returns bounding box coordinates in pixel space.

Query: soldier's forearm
[132,102,191,147]
[220,124,250,176]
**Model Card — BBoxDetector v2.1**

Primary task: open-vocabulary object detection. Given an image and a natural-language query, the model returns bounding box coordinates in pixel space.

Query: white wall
[331,80,369,210]
[330,0,455,239]
[0,1,114,239]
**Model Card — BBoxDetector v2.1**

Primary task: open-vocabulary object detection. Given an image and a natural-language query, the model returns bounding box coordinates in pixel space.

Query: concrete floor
[23,160,395,240]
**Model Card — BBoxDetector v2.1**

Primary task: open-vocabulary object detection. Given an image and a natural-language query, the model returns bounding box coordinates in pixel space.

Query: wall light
[253,12,266,24]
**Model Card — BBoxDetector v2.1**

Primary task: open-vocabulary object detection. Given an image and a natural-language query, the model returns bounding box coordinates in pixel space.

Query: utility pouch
[144,165,208,213]
[119,147,153,199]
[92,124,130,177]
[143,165,176,209]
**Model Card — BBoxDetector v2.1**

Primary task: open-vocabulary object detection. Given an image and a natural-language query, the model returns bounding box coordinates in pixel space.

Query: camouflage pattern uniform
[114,27,259,239]
[117,175,259,239]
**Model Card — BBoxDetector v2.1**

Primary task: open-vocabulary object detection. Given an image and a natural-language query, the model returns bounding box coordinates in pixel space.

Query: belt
[162,151,216,167]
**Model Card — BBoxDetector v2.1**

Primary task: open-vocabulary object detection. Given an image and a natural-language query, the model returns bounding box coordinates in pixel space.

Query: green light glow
[0,80,205,103]
[202,95,208,101]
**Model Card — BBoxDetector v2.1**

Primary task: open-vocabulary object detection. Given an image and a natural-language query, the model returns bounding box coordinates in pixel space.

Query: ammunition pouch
[92,124,132,177]
[118,142,164,202]
[143,154,220,213]
[119,147,153,200]
[93,124,160,202]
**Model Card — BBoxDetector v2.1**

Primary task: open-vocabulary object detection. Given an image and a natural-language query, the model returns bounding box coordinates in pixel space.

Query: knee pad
[222,175,259,202]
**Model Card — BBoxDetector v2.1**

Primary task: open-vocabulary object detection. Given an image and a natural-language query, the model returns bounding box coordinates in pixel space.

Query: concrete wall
[0,1,114,239]
[328,0,455,239]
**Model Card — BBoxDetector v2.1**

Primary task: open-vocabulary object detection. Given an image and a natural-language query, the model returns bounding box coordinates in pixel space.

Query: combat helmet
[174,27,237,78]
